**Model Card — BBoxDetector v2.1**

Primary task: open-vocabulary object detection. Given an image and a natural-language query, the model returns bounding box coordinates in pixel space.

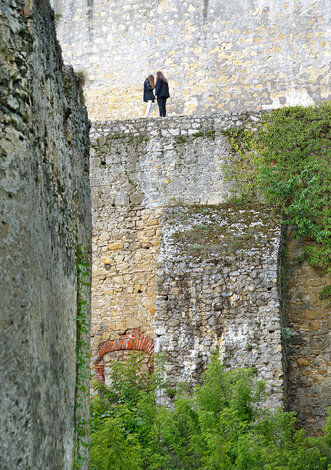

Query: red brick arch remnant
[95,328,154,383]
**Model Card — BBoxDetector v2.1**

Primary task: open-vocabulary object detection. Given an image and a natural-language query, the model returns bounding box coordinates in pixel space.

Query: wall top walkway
[90,111,264,208]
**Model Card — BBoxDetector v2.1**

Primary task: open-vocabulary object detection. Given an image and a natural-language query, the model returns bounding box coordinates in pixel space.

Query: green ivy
[222,103,330,283]
[73,244,91,469]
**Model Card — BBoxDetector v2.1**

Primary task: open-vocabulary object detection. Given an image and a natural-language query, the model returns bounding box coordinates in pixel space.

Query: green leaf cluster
[90,354,330,469]
[222,103,330,277]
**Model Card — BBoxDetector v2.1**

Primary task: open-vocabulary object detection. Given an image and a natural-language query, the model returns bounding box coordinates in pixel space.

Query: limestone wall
[0,1,91,468]
[90,112,330,432]
[285,229,330,434]
[90,112,286,409]
[156,205,283,409]
[90,113,261,364]
[52,0,329,119]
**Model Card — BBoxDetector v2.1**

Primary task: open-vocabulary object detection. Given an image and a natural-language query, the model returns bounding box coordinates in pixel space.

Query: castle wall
[156,205,283,409]
[90,112,286,410]
[90,113,241,365]
[52,0,330,120]
[90,112,329,431]
[285,230,331,434]
[0,1,91,468]
[90,113,257,365]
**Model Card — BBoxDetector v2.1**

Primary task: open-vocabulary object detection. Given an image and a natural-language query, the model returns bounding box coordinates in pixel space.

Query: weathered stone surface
[0,1,91,468]
[90,113,259,363]
[285,229,330,434]
[155,205,284,410]
[90,114,286,412]
[90,113,329,435]
[52,0,329,119]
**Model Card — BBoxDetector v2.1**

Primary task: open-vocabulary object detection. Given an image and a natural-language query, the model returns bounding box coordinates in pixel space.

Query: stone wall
[90,112,329,432]
[52,0,329,120]
[89,113,260,368]
[0,1,91,469]
[90,112,286,409]
[285,228,330,434]
[156,205,284,409]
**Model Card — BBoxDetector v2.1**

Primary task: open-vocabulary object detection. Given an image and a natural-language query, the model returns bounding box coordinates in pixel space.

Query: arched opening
[95,328,154,383]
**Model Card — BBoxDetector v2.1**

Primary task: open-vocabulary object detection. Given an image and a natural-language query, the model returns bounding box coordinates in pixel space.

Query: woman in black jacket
[143,75,155,117]
[155,71,170,117]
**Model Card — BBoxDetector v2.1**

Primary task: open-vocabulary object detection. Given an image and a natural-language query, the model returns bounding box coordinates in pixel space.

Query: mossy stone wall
[0,1,91,468]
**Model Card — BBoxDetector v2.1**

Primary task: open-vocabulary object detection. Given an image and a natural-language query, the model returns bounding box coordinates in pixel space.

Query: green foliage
[74,245,91,469]
[175,135,187,144]
[90,354,330,469]
[222,103,331,277]
[206,129,216,138]
[281,327,291,341]
[192,131,205,138]
[320,284,331,301]
[112,133,127,139]
[174,130,216,144]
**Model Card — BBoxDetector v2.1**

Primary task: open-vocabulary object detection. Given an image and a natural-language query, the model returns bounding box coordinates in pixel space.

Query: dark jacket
[143,78,155,102]
[155,78,170,99]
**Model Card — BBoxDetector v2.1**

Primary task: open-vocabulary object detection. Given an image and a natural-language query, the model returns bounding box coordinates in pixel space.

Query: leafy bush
[222,103,331,272]
[90,353,330,469]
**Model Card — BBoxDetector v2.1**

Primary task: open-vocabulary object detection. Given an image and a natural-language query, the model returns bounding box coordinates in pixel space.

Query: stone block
[108,241,123,250]
[297,358,310,366]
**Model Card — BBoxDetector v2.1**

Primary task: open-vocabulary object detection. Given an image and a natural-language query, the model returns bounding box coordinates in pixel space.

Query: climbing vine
[74,244,91,469]
[222,103,330,297]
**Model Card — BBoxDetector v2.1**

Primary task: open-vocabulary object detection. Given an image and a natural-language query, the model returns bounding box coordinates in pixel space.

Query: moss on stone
[166,203,280,261]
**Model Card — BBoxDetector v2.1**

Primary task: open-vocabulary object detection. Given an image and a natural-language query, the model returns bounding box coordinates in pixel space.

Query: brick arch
[95,328,154,383]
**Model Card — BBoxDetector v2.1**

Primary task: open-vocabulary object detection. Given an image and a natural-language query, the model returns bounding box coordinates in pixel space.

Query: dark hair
[147,74,155,89]
[156,71,168,83]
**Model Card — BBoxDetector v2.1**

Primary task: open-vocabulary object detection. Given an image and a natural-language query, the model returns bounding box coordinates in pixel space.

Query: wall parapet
[90,111,264,208]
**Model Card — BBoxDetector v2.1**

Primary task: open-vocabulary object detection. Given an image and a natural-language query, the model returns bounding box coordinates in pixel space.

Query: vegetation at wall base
[90,353,330,470]
[221,103,330,298]
[74,244,91,469]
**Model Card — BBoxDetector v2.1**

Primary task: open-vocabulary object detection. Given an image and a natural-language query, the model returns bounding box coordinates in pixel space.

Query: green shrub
[222,103,331,271]
[90,353,330,469]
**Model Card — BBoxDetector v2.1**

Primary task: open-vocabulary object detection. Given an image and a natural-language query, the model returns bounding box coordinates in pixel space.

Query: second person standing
[155,71,170,117]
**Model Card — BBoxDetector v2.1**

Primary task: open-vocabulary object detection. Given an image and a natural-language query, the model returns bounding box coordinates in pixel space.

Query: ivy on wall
[222,103,330,298]
[74,244,91,469]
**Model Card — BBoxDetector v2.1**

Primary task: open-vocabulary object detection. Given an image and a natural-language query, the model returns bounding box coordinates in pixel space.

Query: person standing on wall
[155,71,170,117]
[143,74,156,118]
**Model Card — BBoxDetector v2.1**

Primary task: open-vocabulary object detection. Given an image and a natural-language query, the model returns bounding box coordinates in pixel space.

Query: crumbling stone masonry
[90,112,286,411]
[156,205,283,409]
[90,112,330,433]
[0,1,91,469]
[90,113,242,365]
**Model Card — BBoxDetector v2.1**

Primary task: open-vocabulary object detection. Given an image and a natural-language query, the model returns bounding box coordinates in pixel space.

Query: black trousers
[157,97,167,117]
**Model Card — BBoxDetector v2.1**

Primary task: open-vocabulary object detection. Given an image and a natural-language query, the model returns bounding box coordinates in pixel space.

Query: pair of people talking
[143,71,170,117]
